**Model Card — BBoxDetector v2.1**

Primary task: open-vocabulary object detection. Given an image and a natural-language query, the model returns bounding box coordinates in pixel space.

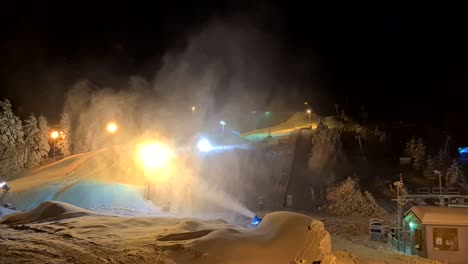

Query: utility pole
[393,174,407,252]
[435,170,444,206]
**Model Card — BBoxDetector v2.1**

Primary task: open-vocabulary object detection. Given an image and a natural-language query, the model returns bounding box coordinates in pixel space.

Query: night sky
[1,2,467,127]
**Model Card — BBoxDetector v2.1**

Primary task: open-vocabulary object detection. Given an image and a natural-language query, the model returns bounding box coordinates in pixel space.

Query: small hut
[403,206,468,264]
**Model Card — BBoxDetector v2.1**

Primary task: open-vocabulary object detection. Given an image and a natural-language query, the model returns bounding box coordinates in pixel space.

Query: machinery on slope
[0,181,15,210]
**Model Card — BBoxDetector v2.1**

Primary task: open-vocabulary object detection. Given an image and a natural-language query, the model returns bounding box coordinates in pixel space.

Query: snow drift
[1,200,94,225]
[0,201,335,264]
[179,211,336,264]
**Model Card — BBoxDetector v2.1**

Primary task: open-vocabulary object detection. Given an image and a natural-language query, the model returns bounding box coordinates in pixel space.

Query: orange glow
[51,131,59,139]
[106,122,118,133]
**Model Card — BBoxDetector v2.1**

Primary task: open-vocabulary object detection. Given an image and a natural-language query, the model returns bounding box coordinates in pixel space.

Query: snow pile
[0,201,440,264]
[324,177,387,218]
[1,202,335,264]
[1,200,94,225]
[160,211,336,264]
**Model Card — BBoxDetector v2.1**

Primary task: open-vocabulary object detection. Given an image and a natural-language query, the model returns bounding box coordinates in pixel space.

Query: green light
[409,222,415,228]
[264,112,271,119]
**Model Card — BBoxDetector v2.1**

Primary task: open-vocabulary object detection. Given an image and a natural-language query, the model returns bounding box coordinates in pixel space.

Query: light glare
[138,142,174,170]
[197,138,213,152]
[107,122,118,133]
[51,131,59,139]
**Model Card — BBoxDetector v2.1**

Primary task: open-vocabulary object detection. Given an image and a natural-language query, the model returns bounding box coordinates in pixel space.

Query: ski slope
[4,146,159,214]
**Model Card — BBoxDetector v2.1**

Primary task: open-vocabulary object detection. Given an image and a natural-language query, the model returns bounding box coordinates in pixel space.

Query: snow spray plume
[62,16,316,219]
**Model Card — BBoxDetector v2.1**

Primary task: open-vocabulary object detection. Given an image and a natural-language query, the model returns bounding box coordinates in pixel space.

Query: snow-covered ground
[0,150,441,263]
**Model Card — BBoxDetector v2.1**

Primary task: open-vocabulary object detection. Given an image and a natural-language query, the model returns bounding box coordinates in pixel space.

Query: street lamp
[106,122,118,134]
[220,120,226,137]
[191,106,196,114]
[307,109,311,122]
[51,131,59,157]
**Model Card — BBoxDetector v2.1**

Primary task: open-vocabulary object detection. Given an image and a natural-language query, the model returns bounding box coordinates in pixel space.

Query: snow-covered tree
[0,99,25,176]
[413,138,426,170]
[38,115,50,159]
[23,113,43,168]
[324,177,387,217]
[446,160,465,187]
[404,137,416,157]
[57,113,72,157]
[404,137,426,170]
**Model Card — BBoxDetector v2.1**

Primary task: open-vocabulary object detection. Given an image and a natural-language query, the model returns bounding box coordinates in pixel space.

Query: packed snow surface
[1,201,442,264]
[1,202,334,264]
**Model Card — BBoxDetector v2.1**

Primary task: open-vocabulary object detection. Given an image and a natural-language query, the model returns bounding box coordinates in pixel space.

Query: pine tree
[57,113,72,157]
[404,137,426,171]
[0,99,25,176]
[413,138,426,170]
[446,160,465,187]
[23,113,43,168]
[38,115,50,159]
[404,137,416,157]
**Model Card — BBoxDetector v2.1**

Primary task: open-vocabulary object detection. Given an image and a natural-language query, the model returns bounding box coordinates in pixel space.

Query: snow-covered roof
[406,206,468,226]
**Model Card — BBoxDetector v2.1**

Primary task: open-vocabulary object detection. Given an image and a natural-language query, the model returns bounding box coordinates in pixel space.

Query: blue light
[459,147,468,155]
[197,138,213,152]
[250,215,262,227]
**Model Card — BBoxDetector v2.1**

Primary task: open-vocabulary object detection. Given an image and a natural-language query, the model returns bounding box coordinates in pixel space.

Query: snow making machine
[0,181,15,210]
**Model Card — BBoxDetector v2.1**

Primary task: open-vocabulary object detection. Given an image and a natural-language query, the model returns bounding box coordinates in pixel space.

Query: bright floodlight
[197,138,213,152]
[220,120,226,125]
[106,122,118,133]
[51,131,59,139]
[138,142,174,170]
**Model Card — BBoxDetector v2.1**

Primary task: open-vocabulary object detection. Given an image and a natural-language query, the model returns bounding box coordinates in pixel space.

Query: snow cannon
[250,215,262,228]
[0,181,14,210]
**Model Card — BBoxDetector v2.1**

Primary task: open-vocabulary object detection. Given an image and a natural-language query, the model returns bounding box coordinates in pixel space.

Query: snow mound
[324,177,387,218]
[0,206,16,217]
[158,211,336,264]
[1,200,94,225]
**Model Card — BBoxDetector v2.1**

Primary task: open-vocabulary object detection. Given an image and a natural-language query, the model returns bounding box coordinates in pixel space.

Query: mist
[62,17,313,218]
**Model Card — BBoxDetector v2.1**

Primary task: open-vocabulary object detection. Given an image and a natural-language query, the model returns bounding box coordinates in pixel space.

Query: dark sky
[1,1,467,126]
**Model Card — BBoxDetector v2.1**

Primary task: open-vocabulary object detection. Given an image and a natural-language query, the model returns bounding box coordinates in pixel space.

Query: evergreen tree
[0,99,25,176]
[38,115,50,159]
[404,137,426,171]
[413,138,426,170]
[57,113,72,157]
[23,113,42,168]
[446,160,465,187]
[404,137,416,157]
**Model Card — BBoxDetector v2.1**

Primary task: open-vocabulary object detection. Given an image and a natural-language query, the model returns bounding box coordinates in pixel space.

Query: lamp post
[220,120,226,137]
[191,106,196,114]
[51,131,59,157]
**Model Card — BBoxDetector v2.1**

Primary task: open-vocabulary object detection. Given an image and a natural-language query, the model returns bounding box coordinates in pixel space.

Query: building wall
[426,225,468,264]
[404,213,426,257]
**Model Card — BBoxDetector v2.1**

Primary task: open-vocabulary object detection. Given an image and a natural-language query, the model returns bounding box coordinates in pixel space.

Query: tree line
[0,99,71,178]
